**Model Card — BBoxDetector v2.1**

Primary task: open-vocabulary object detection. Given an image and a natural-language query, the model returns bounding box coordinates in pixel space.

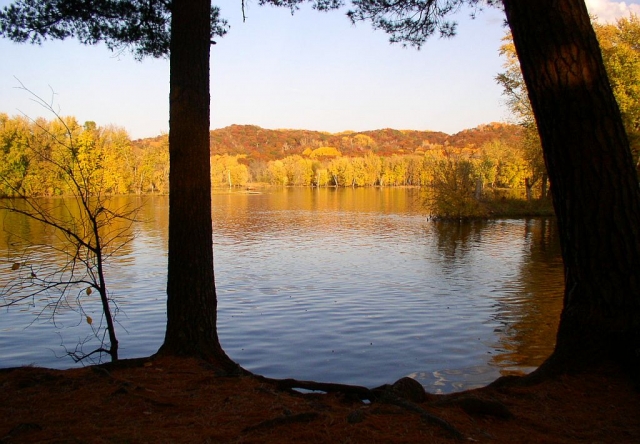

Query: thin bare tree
[0,82,139,363]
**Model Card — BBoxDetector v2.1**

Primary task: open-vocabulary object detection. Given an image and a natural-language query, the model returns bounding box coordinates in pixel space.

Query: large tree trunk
[157,0,236,368]
[503,0,640,373]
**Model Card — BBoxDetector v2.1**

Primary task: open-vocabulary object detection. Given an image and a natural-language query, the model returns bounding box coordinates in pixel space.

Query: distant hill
[135,122,523,162]
[445,122,524,149]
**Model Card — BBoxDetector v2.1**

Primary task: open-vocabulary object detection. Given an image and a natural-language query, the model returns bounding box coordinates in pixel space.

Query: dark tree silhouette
[502,0,640,374]
[0,0,237,368]
[156,0,234,365]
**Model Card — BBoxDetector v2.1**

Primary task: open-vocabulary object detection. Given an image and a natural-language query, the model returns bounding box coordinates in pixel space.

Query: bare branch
[0,83,142,363]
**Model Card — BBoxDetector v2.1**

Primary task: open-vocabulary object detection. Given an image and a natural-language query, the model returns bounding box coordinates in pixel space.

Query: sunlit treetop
[0,0,228,59]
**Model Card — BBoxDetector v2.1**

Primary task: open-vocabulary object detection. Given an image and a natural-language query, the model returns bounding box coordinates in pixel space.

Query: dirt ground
[1,355,639,443]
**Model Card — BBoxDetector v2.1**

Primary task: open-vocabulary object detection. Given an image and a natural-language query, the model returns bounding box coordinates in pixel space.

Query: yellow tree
[266,159,288,185]
[133,136,169,194]
[313,164,331,187]
[0,114,31,196]
[350,157,368,186]
[211,154,249,187]
[282,155,314,186]
[363,152,382,186]
[594,14,640,163]
[328,156,355,186]
[100,126,136,194]
[481,140,528,190]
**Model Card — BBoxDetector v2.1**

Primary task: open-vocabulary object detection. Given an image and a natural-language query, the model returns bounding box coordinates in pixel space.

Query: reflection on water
[490,218,563,373]
[0,188,563,393]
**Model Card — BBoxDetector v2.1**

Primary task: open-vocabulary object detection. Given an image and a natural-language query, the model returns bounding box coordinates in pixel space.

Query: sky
[1,0,639,140]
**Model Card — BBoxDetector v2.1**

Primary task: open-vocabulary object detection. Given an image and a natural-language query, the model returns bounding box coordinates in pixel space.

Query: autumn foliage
[0,114,168,197]
[1,115,535,207]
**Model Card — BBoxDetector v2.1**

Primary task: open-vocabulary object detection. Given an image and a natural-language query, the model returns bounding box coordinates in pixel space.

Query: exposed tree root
[93,355,488,439]
[376,391,465,440]
[254,374,465,439]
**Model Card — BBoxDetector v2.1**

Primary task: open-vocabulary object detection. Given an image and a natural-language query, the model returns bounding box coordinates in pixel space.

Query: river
[0,188,564,393]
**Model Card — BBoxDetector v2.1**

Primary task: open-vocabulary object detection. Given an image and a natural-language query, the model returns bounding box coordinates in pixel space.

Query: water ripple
[0,190,563,393]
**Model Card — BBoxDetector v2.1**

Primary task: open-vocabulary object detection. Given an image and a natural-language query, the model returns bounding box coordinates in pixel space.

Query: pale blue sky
[1,0,638,139]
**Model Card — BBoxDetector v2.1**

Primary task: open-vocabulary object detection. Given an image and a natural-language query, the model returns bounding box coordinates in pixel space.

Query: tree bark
[157,0,235,368]
[503,0,640,372]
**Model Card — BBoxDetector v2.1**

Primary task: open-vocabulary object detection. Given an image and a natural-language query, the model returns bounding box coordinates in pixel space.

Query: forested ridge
[129,122,522,161]
[204,122,522,160]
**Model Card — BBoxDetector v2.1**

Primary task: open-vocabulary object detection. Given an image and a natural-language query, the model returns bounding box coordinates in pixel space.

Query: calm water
[0,188,564,393]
